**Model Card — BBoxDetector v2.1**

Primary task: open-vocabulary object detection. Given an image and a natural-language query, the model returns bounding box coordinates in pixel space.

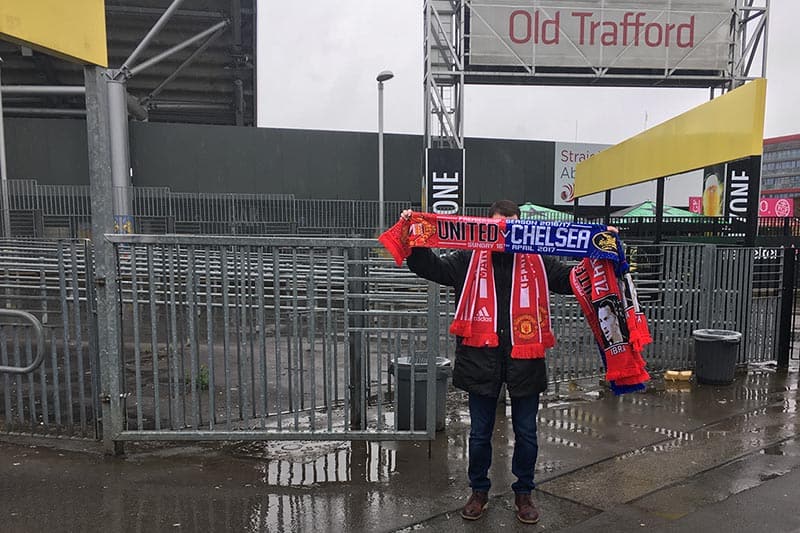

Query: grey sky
[257,1,797,143]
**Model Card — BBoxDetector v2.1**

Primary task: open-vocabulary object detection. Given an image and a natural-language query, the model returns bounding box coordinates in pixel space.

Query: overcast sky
[257,1,797,144]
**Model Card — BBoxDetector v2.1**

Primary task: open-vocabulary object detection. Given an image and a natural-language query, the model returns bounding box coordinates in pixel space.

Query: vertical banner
[701,164,726,216]
[725,156,761,218]
[725,155,762,246]
[425,148,464,214]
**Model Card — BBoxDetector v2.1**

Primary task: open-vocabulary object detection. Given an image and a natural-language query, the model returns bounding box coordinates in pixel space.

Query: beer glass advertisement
[700,164,726,216]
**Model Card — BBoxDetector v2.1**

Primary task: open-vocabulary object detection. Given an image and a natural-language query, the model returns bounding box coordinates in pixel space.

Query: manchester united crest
[513,314,537,339]
[409,214,437,245]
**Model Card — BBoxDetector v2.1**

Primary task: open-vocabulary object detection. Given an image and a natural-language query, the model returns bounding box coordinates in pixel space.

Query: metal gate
[108,235,438,442]
[0,238,789,444]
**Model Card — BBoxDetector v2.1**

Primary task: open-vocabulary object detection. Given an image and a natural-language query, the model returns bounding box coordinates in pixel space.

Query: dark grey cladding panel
[5,117,555,204]
[4,117,89,185]
[128,122,424,199]
[464,137,556,205]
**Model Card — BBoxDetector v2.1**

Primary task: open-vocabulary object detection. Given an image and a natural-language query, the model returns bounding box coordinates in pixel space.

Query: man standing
[399,200,574,524]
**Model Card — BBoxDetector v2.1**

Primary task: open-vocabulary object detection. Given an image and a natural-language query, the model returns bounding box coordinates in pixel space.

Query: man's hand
[400,209,413,221]
[607,226,619,234]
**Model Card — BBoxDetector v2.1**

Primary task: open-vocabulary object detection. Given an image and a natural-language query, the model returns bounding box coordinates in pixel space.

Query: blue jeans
[468,392,540,494]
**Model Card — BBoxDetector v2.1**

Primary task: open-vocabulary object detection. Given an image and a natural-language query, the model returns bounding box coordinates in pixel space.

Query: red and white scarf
[450,251,555,359]
[570,258,650,389]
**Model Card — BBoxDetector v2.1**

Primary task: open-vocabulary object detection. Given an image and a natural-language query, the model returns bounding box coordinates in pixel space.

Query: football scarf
[450,251,554,358]
[379,212,623,266]
[569,258,651,395]
[378,211,649,394]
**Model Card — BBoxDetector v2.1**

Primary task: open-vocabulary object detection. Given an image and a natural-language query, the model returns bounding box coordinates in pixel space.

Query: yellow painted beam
[575,78,767,198]
[0,0,108,67]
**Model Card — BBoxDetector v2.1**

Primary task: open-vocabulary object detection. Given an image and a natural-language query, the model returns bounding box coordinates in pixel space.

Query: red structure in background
[761,134,800,215]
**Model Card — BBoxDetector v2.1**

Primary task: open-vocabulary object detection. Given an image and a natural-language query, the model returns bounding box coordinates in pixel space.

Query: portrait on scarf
[595,297,628,348]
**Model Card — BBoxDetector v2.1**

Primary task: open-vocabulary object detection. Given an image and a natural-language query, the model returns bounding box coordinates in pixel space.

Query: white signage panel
[469,0,732,71]
[554,142,608,205]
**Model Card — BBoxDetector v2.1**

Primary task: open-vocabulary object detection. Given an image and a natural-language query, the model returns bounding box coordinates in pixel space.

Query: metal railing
[0,239,100,438]
[0,234,787,442]
[4,179,800,243]
[0,310,45,374]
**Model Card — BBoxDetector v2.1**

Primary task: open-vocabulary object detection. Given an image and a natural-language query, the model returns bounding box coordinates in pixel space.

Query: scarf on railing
[451,251,554,358]
[379,212,623,266]
[569,258,651,394]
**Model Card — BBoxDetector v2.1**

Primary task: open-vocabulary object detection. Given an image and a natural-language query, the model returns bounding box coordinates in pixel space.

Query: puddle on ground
[232,441,397,486]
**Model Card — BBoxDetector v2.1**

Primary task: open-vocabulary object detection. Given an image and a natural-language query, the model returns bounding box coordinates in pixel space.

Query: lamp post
[376,70,394,232]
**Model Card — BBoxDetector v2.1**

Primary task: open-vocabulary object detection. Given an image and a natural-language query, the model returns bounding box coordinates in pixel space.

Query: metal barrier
[0,239,100,438]
[0,310,45,374]
[6,179,800,244]
[108,234,434,441]
[4,179,414,238]
[0,237,788,443]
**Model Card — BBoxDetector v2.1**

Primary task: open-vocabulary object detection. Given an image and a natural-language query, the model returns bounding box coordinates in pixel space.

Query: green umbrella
[519,202,571,220]
[611,200,699,218]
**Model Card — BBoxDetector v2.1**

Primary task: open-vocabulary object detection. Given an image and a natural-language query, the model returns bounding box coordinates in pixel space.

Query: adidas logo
[474,306,492,322]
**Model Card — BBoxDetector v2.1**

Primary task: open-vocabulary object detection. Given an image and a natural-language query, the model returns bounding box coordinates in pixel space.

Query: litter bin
[389,356,451,431]
[692,329,742,385]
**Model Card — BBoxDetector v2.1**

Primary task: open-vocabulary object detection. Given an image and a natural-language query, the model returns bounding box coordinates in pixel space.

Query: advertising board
[468,0,732,74]
[425,148,465,214]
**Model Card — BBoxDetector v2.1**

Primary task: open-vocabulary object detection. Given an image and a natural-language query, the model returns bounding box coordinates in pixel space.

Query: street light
[377,70,394,232]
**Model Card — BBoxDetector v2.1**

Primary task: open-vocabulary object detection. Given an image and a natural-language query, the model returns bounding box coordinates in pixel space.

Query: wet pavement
[1,363,799,532]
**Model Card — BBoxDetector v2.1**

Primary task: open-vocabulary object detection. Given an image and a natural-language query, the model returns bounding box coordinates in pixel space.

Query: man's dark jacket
[407,248,573,398]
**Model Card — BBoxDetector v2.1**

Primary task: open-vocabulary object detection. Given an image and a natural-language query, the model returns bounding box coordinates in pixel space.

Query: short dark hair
[597,300,616,314]
[488,200,520,218]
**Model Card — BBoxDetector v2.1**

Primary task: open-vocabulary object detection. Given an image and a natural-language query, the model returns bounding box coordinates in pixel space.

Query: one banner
[425,148,464,214]
[725,155,762,246]
[689,196,794,217]
[725,156,762,219]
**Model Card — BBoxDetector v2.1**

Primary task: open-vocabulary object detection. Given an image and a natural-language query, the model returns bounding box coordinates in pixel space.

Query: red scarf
[378,212,504,266]
[450,251,554,359]
[570,258,650,388]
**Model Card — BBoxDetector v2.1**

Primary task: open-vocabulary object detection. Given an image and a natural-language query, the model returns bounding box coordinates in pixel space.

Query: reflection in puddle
[238,441,397,486]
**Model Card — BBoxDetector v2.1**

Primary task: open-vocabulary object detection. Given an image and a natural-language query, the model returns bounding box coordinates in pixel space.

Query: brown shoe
[460,491,489,520]
[515,493,540,524]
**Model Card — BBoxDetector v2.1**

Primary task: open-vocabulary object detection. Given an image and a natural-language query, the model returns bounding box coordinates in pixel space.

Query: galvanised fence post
[85,66,125,455]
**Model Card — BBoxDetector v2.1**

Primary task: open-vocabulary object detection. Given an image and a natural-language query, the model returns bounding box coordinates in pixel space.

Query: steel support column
[84,66,125,455]
[231,0,245,125]
[0,59,10,237]
[107,75,131,217]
